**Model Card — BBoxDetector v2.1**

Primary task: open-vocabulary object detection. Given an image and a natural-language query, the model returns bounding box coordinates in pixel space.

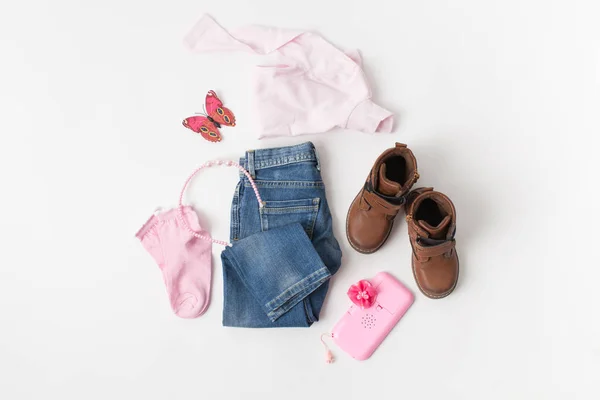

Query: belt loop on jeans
[247,150,256,178]
[313,144,321,171]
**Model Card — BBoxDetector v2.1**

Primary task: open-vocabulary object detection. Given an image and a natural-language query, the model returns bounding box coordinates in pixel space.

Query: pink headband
[178,160,264,247]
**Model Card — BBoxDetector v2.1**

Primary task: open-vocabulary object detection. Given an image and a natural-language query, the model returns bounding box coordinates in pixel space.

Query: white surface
[1,1,599,399]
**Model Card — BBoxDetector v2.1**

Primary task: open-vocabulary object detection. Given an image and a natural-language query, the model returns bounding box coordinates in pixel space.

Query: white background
[1,0,599,399]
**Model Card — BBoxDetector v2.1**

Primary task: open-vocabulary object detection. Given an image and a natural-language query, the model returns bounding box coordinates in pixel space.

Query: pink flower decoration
[347,280,377,309]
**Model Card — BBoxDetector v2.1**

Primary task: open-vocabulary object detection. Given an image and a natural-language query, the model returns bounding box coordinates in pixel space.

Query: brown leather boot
[405,188,459,299]
[346,143,419,253]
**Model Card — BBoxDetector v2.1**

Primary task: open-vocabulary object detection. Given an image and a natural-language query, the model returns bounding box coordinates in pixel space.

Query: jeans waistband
[241,142,318,177]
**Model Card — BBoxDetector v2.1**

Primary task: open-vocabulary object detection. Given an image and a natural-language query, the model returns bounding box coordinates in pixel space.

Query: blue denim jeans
[221,142,342,327]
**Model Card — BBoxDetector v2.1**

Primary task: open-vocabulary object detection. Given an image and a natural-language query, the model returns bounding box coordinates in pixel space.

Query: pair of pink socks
[136,207,212,318]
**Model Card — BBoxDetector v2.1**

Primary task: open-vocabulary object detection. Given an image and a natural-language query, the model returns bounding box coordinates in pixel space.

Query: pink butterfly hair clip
[347,279,377,309]
[182,90,236,143]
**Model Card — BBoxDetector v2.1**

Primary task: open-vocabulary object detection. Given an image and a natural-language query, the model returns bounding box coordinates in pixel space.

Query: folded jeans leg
[221,223,331,322]
[222,254,319,328]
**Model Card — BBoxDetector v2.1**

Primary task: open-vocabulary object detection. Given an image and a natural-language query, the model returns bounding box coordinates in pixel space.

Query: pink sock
[136,207,212,318]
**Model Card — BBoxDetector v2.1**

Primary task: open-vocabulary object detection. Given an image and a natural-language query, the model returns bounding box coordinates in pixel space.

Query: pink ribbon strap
[178,160,264,247]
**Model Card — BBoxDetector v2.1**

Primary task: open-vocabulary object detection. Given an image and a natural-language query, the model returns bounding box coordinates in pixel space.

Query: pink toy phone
[331,272,414,360]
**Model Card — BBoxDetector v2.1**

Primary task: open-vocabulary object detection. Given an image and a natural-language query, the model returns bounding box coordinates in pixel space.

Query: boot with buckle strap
[346,143,419,253]
[405,187,459,299]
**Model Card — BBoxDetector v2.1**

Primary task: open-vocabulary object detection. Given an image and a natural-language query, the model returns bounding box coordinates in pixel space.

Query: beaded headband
[178,160,264,247]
